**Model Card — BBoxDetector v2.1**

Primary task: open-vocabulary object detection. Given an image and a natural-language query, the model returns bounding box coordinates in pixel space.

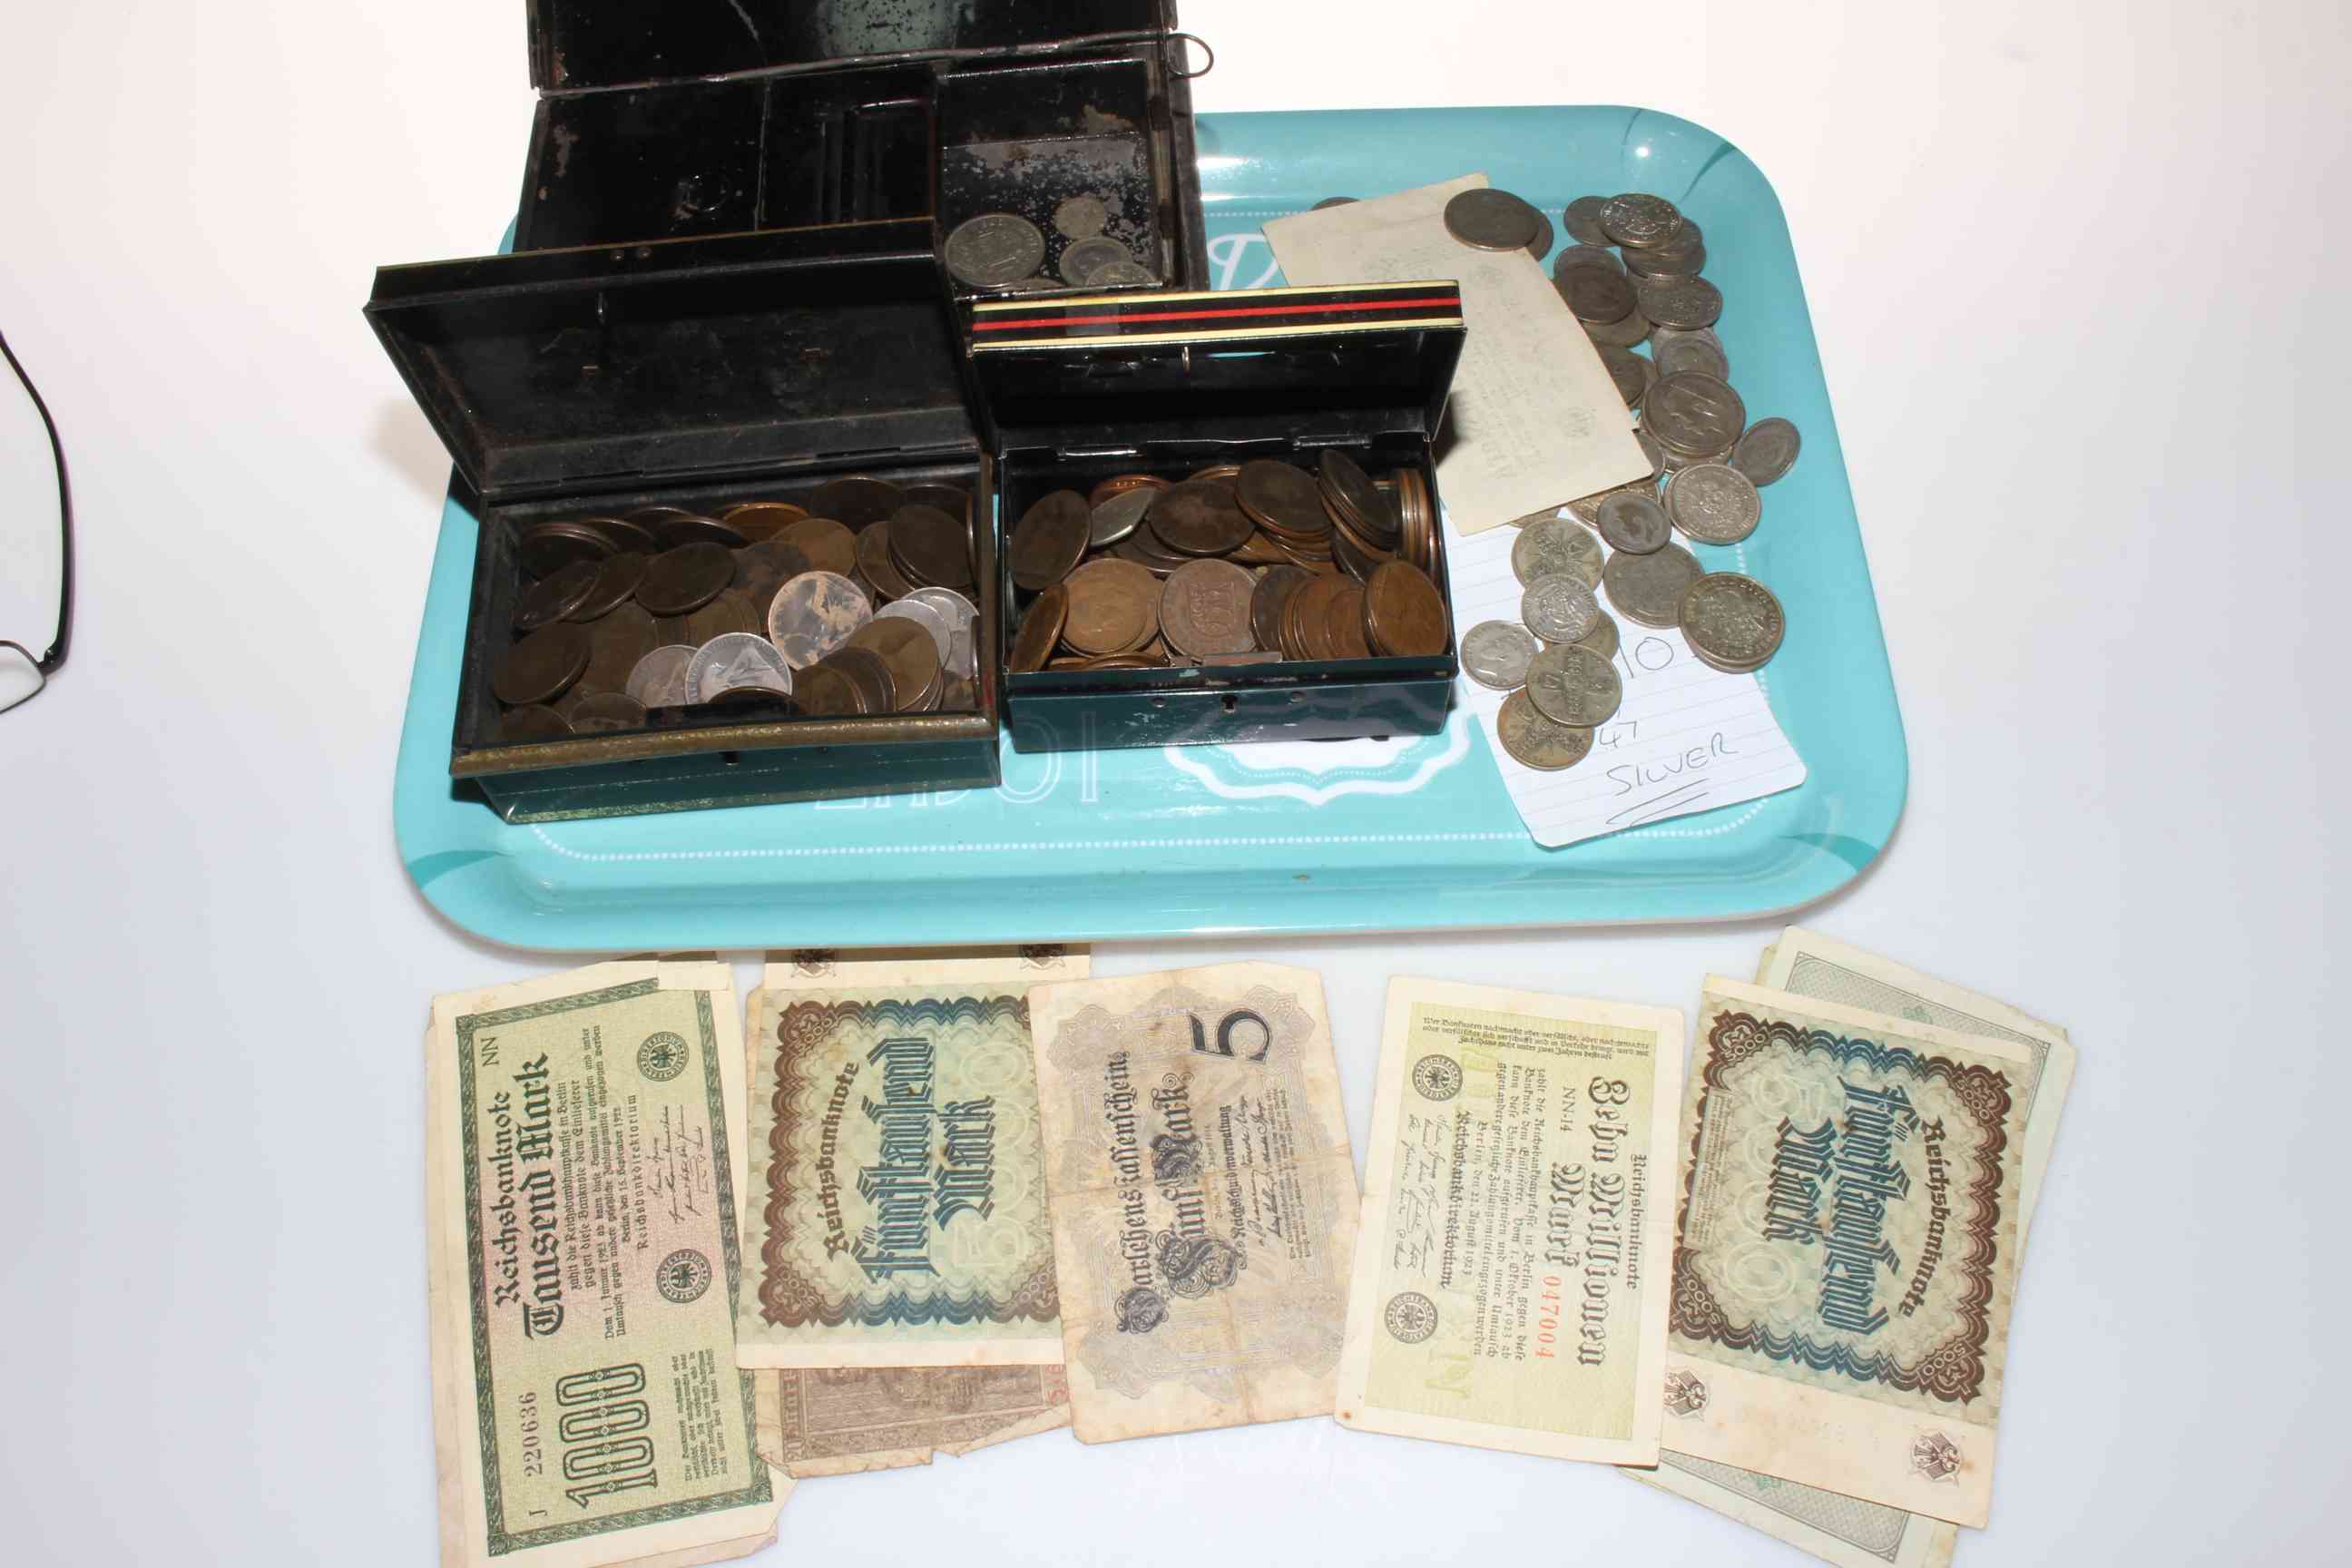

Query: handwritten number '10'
[1190,1009,1273,1062]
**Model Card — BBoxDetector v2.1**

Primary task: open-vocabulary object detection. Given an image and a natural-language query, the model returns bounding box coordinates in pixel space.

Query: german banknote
[1632,930,2073,1564]
[754,1365,1070,1478]
[1026,962,1358,1442]
[733,948,1086,1369]
[1659,975,2061,1528]
[1337,978,1683,1464]
[425,963,786,1568]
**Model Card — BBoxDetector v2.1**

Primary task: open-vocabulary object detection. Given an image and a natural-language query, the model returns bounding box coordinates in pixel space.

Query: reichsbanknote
[754,1365,1070,1478]
[1337,978,1683,1464]
[425,963,785,1568]
[733,948,1085,1369]
[1026,962,1359,1442]
[1632,931,2073,1565]
[1660,976,2055,1528]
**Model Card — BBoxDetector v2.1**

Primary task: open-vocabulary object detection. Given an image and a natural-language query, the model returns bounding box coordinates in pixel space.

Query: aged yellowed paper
[1661,976,2057,1529]
[425,963,788,1568]
[753,1366,1070,1477]
[1632,932,2074,1565]
[733,948,1086,1369]
[1336,979,1683,1464]
[1264,175,1651,534]
[1026,962,1359,1442]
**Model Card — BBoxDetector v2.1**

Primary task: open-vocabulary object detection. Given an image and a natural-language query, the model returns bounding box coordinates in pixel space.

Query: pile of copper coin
[1004,453,1451,674]
[488,477,980,745]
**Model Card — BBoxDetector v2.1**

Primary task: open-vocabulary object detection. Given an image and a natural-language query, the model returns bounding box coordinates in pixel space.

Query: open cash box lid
[365,220,978,504]
[964,281,1467,454]
[528,0,1181,92]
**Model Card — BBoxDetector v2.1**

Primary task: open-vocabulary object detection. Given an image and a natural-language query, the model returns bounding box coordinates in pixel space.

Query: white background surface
[0,3,2343,1563]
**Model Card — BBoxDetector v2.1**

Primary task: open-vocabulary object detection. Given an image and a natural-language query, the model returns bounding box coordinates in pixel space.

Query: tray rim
[390,103,1907,951]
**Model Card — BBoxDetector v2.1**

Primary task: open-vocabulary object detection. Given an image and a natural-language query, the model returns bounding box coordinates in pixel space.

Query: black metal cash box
[965,282,1469,752]
[511,0,1210,294]
[368,220,1004,821]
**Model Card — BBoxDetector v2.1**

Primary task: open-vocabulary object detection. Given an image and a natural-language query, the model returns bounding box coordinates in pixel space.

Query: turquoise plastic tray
[392,106,1905,950]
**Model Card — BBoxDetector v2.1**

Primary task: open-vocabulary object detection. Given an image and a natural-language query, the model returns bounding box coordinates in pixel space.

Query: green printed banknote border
[455,980,771,1555]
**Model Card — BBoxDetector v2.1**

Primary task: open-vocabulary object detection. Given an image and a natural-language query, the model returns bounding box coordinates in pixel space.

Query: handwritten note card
[1265,175,1651,534]
[1447,514,1808,847]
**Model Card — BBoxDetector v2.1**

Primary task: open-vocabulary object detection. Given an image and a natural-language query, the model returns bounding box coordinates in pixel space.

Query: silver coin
[904,588,979,679]
[1563,196,1612,247]
[1444,188,1544,251]
[1623,221,1706,277]
[1573,611,1621,664]
[1598,192,1684,249]
[1731,417,1803,486]
[1461,620,1539,690]
[1512,514,1606,589]
[1583,303,1651,349]
[945,213,1047,289]
[1651,327,1729,381]
[1659,435,1735,472]
[1634,273,1723,329]
[1090,487,1157,547]
[1680,572,1786,671]
[1053,194,1111,240]
[1643,372,1749,456]
[874,597,953,666]
[1552,243,1624,278]
[623,644,698,709]
[686,632,795,702]
[1522,574,1601,643]
[1602,543,1704,628]
[1496,688,1594,770]
[1665,463,1763,545]
[1524,208,1555,260]
[765,570,873,668]
[1525,642,1623,727]
[1089,258,1159,287]
[1636,426,1667,480]
[1060,236,1137,287]
[1599,343,1651,408]
[1597,491,1672,554]
[1570,476,1655,526]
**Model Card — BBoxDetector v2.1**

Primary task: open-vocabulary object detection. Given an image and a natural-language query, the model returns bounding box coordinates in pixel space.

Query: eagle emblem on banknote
[1410,1054,1464,1101]
[636,1031,689,1082]
[656,1249,713,1305]
[1383,1291,1438,1344]
[1910,1431,1964,1483]
[1662,1368,1710,1417]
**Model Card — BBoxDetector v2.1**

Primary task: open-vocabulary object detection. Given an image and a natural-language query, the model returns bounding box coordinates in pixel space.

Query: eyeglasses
[1,328,73,715]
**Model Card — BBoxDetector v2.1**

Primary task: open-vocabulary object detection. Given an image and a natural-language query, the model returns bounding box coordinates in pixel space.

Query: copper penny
[825,645,897,712]
[636,543,736,615]
[566,552,648,621]
[1149,481,1255,556]
[720,501,808,541]
[514,560,601,631]
[1159,559,1258,657]
[887,503,973,590]
[790,661,865,718]
[904,485,972,519]
[1012,584,1069,672]
[779,517,858,578]
[1062,558,1161,656]
[1325,580,1374,660]
[683,588,760,646]
[1236,459,1328,537]
[581,603,659,693]
[846,619,938,710]
[492,622,592,706]
[572,515,655,555]
[1363,561,1450,657]
[1250,564,1313,652]
[515,521,615,579]
[807,475,905,530]
[654,513,748,551]
[1009,491,1091,591]
[858,522,917,603]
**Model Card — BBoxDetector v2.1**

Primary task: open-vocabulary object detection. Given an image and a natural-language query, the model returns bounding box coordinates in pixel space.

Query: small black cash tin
[966,282,1469,752]
[513,0,1209,293]
[368,220,1000,821]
